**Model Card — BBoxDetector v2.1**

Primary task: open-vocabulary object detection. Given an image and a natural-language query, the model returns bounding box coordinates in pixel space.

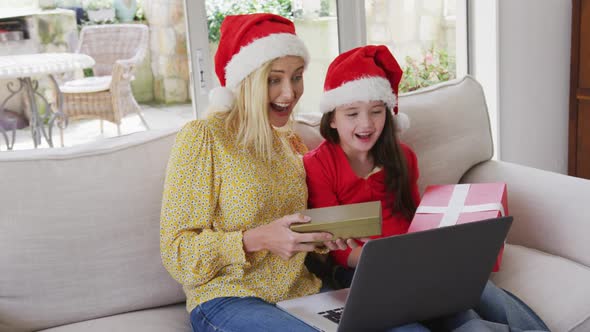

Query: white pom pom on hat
[208,87,235,110]
[394,112,410,133]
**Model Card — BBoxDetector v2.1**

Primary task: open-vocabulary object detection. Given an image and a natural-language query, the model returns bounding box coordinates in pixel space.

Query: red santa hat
[320,45,409,132]
[209,13,310,110]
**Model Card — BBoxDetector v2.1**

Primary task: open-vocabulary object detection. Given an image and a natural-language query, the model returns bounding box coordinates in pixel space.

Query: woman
[160,13,344,332]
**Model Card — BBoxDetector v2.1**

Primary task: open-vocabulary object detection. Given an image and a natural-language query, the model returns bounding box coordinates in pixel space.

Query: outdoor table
[0,53,95,150]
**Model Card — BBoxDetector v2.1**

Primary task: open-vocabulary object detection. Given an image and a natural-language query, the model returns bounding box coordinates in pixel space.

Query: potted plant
[83,0,115,23]
[399,45,456,93]
[113,0,138,22]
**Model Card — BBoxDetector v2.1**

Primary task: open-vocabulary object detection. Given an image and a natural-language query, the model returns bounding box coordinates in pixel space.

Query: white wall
[496,0,571,174]
[470,0,571,174]
[469,0,499,159]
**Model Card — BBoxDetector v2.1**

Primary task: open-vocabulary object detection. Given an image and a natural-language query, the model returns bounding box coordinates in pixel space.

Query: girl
[304,45,418,276]
[304,45,549,332]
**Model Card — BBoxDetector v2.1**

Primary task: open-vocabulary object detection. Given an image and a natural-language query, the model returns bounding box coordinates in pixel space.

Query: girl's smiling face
[267,56,305,127]
[330,100,387,157]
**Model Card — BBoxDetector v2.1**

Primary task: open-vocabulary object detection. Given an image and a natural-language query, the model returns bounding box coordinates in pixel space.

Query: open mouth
[355,133,373,140]
[271,102,291,113]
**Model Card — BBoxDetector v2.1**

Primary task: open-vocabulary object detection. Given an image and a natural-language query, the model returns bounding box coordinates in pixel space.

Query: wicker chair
[60,24,150,135]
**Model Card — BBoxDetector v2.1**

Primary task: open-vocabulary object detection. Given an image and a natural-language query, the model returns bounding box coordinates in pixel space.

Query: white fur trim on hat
[225,33,309,89]
[394,112,410,132]
[320,77,396,114]
[208,86,235,110]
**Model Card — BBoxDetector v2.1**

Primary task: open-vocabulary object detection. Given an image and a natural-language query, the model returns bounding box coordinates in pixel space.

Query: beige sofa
[1,76,588,332]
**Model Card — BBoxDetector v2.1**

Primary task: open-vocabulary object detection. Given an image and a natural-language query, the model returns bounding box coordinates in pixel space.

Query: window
[184,0,468,116]
[364,0,467,92]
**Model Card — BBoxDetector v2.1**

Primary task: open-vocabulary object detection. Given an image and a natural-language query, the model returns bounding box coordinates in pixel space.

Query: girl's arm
[304,152,354,266]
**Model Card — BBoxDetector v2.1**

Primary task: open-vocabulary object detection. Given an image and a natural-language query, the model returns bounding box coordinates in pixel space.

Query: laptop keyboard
[318,307,344,323]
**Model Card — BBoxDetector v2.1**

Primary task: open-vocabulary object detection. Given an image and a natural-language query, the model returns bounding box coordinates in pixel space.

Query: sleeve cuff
[219,231,251,268]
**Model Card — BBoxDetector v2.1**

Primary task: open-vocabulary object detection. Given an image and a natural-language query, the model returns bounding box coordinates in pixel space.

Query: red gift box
[409,183,508,271]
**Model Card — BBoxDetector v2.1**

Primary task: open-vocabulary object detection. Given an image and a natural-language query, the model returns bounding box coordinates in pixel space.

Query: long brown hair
[319,109,417,219]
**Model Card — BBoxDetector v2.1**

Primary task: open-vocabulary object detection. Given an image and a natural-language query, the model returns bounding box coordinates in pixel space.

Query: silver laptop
[277,216,513,332]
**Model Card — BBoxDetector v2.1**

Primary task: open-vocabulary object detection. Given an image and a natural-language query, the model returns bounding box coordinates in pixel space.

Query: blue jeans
[190,296,429,332]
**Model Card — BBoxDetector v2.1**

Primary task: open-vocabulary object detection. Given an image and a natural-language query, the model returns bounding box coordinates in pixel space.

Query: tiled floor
[3,103,195,151]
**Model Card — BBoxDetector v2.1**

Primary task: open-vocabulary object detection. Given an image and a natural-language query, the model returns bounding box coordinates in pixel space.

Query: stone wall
[143,0,190,104]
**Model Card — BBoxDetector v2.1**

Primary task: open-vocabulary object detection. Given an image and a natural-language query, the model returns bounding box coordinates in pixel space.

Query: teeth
[273,103,290,108]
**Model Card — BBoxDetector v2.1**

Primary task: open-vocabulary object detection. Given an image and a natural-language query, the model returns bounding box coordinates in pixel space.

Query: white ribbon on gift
[415,184,505,227]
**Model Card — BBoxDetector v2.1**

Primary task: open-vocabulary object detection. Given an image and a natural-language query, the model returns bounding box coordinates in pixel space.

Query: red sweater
[303,140,421,267]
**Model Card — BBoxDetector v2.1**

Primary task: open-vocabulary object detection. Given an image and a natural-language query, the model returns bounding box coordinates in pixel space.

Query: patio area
[5,103,193,151]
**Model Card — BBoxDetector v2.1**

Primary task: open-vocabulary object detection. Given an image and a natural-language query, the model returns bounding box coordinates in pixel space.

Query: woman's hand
[242,213,333,260]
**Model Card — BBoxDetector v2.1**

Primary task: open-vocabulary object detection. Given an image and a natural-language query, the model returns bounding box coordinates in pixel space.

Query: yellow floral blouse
[160,114,321,313]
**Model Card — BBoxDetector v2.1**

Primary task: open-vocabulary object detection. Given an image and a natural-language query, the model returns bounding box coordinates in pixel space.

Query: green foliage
[37,16,67,47]
[399,45,456,93]
[206,0,293,43]
[83,68,94,77]
[318,0,331,17]
[135,0,145,21]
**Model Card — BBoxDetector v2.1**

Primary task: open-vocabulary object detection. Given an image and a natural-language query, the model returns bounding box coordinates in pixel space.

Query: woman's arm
[160,121,248,288]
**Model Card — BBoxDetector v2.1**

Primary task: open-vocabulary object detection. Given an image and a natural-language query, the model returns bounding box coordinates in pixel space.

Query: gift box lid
[291,201,382,239]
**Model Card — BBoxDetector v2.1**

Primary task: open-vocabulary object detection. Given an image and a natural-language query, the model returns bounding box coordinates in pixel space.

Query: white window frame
[183,0,213,119]
[335,0,366,52]
[468,0,499,159]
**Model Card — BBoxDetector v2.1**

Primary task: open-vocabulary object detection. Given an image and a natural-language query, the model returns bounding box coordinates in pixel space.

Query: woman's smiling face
[267,56,305,127]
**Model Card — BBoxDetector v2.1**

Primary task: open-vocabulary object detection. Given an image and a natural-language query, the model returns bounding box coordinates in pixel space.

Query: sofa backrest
[294,76,494,193]
[0,129,185,331]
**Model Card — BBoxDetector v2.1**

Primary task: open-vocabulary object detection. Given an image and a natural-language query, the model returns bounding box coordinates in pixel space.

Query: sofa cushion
[293,111,323,150]
[293,76,494,194]
[398,76,493,193]
[0,128,185,332]
[38,303,191,332]
[491,244,590,332]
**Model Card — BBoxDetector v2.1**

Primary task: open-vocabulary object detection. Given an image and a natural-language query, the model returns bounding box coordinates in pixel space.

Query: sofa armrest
[461,160,590,268]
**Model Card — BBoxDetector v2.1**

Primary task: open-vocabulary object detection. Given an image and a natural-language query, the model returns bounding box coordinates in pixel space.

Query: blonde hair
[213,60,297,163]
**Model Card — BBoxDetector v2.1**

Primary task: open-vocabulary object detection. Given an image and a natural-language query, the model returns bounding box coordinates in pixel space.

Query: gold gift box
[291,201,382,239]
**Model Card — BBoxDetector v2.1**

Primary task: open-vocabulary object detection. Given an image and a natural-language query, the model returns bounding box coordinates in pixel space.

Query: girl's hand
[322,237,371,252]
[322,238,348,251]
[243,213,333,261]
[345,237,371,268]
